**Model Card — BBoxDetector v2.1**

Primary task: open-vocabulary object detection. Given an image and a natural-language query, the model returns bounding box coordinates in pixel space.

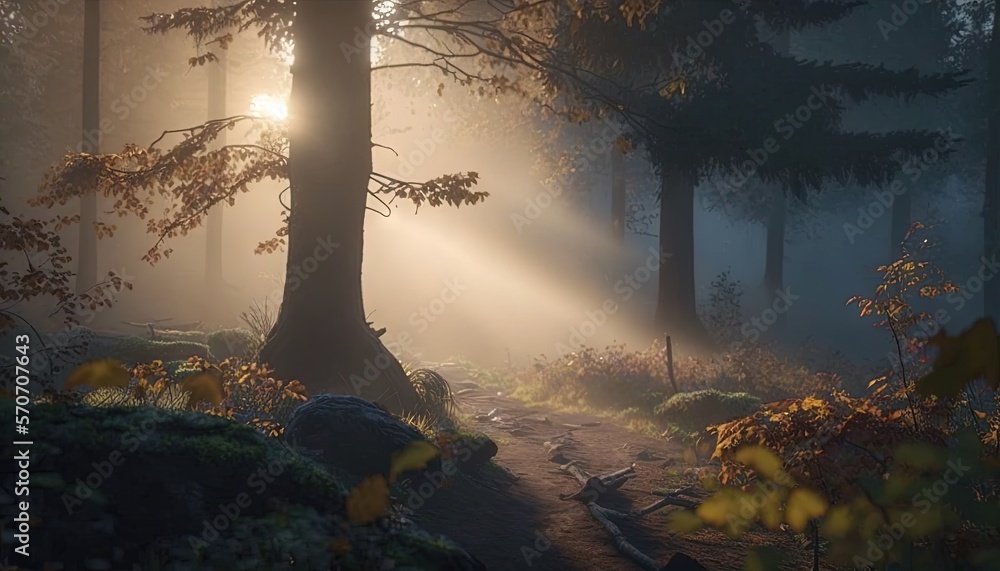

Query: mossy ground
[0,400,483,570]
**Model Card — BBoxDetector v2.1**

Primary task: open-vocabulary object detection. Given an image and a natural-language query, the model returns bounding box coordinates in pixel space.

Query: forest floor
[409,368,836,571]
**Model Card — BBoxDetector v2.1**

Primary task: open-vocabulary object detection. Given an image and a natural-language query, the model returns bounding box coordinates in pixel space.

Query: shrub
[525,344,672,410]
[698,269,744,345]
[654,389,761,433]
[674,344,838,402]
[407,368,457,426]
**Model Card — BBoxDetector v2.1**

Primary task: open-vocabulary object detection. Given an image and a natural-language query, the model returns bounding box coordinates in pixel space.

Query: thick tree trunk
[986,0,1000,322]
[77,0,99,293]
[610,145,626,250]
[761,29,791,331]
[764,187,785,294]
[259,0,419,414]
[654,163,712,349]
[205,15,226,289]
[889,189,911,260]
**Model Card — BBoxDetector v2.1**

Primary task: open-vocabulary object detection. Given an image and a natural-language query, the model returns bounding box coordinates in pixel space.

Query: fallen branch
[632,491,701,516]
[558,461,636,501]
[556,460,708,570]
[587,503,663,571]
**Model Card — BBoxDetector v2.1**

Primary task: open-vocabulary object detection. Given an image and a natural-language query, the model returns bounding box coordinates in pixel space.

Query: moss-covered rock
[88,335,213,365]
[655,389,762,432]
[156,329,210,344]
[0,400,485,570]
[206,328,256,361]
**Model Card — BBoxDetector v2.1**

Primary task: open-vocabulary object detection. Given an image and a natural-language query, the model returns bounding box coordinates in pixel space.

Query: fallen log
[121,319,203,331]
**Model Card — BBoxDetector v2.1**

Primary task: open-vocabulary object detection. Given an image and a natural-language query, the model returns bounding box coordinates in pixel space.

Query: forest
[1,0,999,569]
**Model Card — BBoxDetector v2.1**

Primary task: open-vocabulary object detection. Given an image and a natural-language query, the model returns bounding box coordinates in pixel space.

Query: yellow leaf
[757,486,786,530]
[734,446,784,481]
[820,504,852,538]
[785,488,828,532]
[666,510,704,534]
[388,440,439,484]
[345,475,389,524]
[180,372,224,408]
[65,359,130,390]
[695,488,749,538]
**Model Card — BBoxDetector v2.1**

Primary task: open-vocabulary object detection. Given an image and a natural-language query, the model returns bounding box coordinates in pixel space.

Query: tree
[34,0,590,412]
[795,1,962,261]
[204,0,227,290]
[77,0,99,293]
[542,0,970,350]
[987,0,1000,321]
[610,140,627,250]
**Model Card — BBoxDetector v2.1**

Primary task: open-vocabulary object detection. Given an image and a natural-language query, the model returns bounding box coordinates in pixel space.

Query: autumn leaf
[180,371,225,407]
[389,440,440,484]
[820,504,853,538]
[345,475,390,524]
[734,446,784,482]
[666,510,704,534]
[65,359,131,390]
[785,488,828,532]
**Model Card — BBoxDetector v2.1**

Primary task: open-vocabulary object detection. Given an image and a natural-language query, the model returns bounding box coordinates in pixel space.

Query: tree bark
[986,0,1000,322]
[764,186,786,294]
[764,185,786,332]
[205,0,226,289]
[610,145,626,250]
[77,0,99,293]
[654,162,712,349]
[762,29,790,331]
[259,0,419,414]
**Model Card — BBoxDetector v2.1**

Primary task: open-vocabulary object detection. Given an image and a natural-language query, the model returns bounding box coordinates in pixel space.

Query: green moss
[0,399,481,569]
[655,389,762,432]
[206,328,255,361]
[88,336,212,365]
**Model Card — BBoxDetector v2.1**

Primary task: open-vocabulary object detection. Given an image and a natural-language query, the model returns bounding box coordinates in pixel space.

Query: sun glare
[249,94,289,122]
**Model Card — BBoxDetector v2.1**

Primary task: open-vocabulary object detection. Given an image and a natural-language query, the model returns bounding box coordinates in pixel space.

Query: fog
[5,1,991,373]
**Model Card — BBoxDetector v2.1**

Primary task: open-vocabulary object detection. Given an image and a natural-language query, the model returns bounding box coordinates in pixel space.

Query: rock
[283,394,440,480]
[436,430,498,472]
[0,400,483,570]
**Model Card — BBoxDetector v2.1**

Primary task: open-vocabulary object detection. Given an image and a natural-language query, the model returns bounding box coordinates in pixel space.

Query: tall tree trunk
[654,162,712,349]
[889,188,911,260]
[259,0,419,414]
[77,0,99,293]
[762,29,791,330]
[986,0,1000,322]
[205,8,226,289]
[764,186,786,295]
[610,144,626,250]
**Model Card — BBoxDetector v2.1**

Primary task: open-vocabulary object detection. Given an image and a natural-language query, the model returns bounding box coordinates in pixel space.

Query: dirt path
[409,371,834,571]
